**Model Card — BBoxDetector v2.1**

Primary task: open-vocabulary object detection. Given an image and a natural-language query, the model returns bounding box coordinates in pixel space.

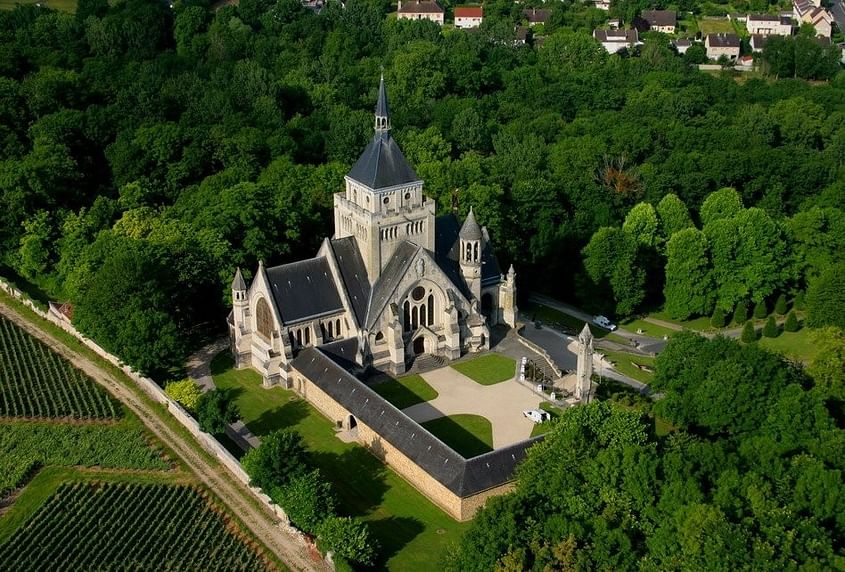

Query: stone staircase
[407,353,446,373]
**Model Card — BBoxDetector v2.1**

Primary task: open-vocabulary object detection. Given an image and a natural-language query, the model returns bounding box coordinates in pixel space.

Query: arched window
[427,295,434,326]
[474,242,479,261]
[420,304,426,327]
[305,327,311,345]
[256,298,273,341]
[412,306,418,330]
[336,319,341,336]
[403,301,411,332]
[327,321,333,339]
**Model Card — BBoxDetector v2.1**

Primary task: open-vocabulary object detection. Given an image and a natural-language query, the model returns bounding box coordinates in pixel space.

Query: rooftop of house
[522,8,551,23]
[594,29,639,42]
[641,9,677,27]
[454,6,482,17]
[398,0,444,14]
[673,38,692,46]
[706,33,741,47]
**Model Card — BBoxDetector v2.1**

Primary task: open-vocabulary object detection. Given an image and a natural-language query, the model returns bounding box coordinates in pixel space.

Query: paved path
[186,339,261,450]
[0,302,326,572]
[401,366,541,449]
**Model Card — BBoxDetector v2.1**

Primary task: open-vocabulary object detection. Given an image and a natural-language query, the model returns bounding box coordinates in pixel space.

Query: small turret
[459,207,483,301]
[232,267,247,304]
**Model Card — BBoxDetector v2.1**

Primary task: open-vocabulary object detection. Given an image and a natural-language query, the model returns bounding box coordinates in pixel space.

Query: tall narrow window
[305,327,310,345]
[256,298,273,341]
[296,329,302,346]
[328,321,333,339]
[412,306,418,330]
[336,319,341,336]
[427,295,434,325]
[420,304,427,327]
[403,301,410,332]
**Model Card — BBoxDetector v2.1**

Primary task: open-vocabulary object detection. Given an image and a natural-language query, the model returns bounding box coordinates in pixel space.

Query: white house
[641,10,677,33]
[454,6,482,28]
[593,29,641,53]
[793,0,832,37]
[746,14,792,35]
[397,0,445,25]
[672,38,692,54]
[705,33,741,60]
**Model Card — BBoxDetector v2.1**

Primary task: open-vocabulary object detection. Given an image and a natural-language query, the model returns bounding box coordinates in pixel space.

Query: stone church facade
[229,77,517,387]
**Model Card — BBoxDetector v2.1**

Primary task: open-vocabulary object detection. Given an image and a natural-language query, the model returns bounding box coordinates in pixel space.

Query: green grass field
[619,318,677,340]
[420,414,493,458]
[211,352,469,571]
[759,328,819,363]
[649,310,714,332]
[451,353,515,385]
[698,17,736,34]
[599,350,656,384]
[0,0,76,12]
[371,374,438,410]
[524,302,613,338]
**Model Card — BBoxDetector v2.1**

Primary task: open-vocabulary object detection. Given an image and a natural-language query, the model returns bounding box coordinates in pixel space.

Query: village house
[750,34,769,52]
[454,6,483,28]
[641,10,677,33]
[705,33,741,60]
[672,38,692,54]
[594,0,611,10]
[522,8,551,26]
[397,0,445,25]
[593,28,641,53]
[746,14,792,36]
[793,0,832,37]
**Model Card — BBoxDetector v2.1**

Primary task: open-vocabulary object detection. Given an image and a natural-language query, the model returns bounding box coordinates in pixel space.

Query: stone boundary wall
[516,327,564,378]
[0,278,318,558]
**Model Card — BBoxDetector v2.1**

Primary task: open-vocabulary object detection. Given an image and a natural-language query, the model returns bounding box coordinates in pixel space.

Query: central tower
[333,76,436,283]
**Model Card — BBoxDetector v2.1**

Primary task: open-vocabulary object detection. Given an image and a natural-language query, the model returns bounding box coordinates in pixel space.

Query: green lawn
[371,374,438,410]
[420,414,493,458]
[0,0,76,11]
[619,318,677,340]
[759,328,819,363]
[451,353,515,385]
[211,352,469,571]
[599,350,656,384]
[698,17,735,34]
[649,310,714,332]
[523,302,612,338]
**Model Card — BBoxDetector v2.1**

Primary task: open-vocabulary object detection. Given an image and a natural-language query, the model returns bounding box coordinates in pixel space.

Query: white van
[523,409,551,423]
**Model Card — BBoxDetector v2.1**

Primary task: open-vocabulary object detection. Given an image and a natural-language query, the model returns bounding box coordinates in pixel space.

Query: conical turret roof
[232,267,246,290]
[375,74,390,122]
[579,322,593,343]
[459,207,483,240]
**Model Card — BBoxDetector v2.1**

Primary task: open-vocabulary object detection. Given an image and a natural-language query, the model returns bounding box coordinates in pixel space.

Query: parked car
[523,409,551,423]
[592,315,617,331]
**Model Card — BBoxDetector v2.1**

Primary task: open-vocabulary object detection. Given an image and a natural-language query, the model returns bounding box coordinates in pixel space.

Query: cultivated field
[0,315,120,420]
[0,482,268,571]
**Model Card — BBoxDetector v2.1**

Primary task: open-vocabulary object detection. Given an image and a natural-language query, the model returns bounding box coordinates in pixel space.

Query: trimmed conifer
[762,316,778,338]
[774,293,787,315]
[753,300,767,319]
[784,310,799,332]
[793,291,805,311]
[741,320,757,343]
[733,303,748,325]
[711,307,726,328]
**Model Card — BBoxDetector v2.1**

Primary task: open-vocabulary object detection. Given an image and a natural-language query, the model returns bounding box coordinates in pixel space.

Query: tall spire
[459,206,483,241]
[374,73,391,133]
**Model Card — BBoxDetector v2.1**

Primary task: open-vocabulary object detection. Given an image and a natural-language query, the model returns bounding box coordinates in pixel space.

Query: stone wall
[0,278,313,554]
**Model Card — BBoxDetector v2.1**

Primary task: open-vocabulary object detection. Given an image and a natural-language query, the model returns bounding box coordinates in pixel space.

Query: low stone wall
[516,327,564,378]
[0,279,309,549]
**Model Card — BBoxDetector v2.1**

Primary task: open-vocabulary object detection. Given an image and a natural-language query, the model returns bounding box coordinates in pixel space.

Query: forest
[0,0,844,375]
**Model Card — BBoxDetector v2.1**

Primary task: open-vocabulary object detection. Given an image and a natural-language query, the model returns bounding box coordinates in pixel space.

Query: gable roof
[706,33,740,47]
[455,6,482,17]
[398,0,444,13]
[291,346,542,497]
[522,8,551,23]
[641,9,676,27]
[594,29,639,42]
[365,241,420,330]
[265,258,344,324]
[347,132,419,190]
[329,237,371,326]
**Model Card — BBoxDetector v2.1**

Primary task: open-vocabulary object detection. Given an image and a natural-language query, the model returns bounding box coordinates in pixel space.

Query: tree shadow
[309,446,390,517]
[210,351,235,376]
[421,416,492,458]
[249,399,310,436]
[370,378,427,410]
[364,516,426,569]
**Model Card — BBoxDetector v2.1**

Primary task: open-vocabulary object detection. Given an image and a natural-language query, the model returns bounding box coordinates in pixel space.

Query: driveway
[401,366,542,449]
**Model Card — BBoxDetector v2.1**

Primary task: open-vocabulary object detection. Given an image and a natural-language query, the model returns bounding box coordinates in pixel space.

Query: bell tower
[459,207,483,302]
[333,75,435,283]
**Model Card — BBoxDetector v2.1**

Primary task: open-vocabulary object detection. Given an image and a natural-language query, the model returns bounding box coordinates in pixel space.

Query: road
[0,301,327,572]
[831,0,845,38]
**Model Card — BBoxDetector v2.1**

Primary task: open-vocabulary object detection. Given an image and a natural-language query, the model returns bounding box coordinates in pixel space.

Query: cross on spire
[375,73,391,133]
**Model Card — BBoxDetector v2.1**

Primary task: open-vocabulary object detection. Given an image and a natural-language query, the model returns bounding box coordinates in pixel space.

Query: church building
[229,77,517,387]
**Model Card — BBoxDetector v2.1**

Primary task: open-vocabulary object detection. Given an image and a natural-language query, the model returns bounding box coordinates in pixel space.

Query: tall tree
[664,228,714,319]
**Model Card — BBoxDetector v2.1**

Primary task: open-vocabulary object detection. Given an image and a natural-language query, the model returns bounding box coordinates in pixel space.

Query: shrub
[753,300,768,319]
[733,303,748,325]
[195,389,239,434]
[164,379,203,412]
[793,291,805,311]
[763,316,778,338]
[274,469,337,534]
[806,264,845,330]
[774,293,787,315]
[318,516,377,566]
[741,321,757,343]
[241,429,308,491]
[784,311,799,332]
[711,307,726,328]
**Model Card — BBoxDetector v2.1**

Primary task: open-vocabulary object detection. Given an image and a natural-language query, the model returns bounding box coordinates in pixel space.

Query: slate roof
[266,258,344,324]
[330,237,370,326]
[706,33,740,47]
[292,346,542,496]
[522,8,551,23]
[319,337,359,372]
[347,132,419,190]
[232,267,246,290]
[459,207,483,240]
[641,9,676,27]
[594,29,639,42]
[398,0,444,14]
[365,241,419,330]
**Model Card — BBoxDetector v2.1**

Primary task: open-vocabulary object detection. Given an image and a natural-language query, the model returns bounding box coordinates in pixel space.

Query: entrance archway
[413,337,426,355]
[346,414,357,430]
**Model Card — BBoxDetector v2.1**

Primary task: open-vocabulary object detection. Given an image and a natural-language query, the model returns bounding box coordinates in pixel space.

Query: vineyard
[0,422,169,497]
[0,482,270,571]
[0,315,119,419]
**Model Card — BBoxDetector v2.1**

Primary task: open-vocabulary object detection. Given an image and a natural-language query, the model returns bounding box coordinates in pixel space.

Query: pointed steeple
[232,267,246,291]
[579,322,593,344]
[459,206,483,241]
[374,73,391,133]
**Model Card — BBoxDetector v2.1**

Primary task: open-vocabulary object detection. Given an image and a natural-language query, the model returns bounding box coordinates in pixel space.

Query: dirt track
[0,301,328,572]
